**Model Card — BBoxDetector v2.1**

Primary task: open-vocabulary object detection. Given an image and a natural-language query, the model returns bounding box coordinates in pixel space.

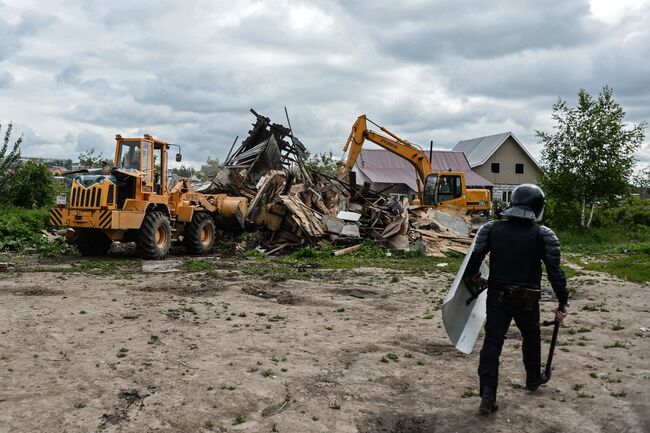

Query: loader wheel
[137,211,172,259]
[76,229,112,256]
[183,213,216,255]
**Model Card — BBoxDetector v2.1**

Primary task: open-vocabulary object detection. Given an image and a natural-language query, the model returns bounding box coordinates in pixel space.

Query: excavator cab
[423,173,463,206]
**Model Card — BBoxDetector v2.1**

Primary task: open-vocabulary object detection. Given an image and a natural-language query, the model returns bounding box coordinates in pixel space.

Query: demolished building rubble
[201,108,475,256]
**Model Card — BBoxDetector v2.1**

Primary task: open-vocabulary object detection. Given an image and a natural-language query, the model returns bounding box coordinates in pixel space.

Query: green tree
[304,151,338,176]
[3,161,54,208]
[537,86,646,228]
[78,148,104,168]
[631,167,650,192]
[0,123,22,195]
[172,165,195,178]
[197,156,221,181]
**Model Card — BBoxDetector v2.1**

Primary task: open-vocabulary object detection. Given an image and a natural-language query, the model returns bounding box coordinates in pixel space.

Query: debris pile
[205,109,474,256]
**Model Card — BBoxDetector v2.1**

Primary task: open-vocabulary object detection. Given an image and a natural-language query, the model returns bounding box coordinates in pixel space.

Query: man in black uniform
[463,184,569,414]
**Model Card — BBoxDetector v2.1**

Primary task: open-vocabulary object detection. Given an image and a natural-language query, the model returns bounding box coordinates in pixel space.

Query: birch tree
[0,123,22,196]
[537,86,646,228]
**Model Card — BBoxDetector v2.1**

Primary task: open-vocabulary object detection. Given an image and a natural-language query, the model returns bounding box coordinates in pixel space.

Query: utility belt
[493,286,541,311]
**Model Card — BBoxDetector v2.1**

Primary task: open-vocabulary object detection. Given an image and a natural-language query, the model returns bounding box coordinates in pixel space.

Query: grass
[556,226,650,255]
[555,226,650,283]
[73,259,124,274]
[0,207,75,257]
[461,388,479,398]
[604,341,628,349]
[186,258,214,272]
[561,265,584,279]
[582,254,650,283]
[284,243,464,275]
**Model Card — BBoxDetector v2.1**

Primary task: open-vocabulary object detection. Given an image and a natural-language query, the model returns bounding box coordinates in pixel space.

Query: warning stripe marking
[50,209,62,226]
[99,211,112,228]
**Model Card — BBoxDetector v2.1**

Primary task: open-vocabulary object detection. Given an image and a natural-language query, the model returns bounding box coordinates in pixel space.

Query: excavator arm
[342,115,432,196]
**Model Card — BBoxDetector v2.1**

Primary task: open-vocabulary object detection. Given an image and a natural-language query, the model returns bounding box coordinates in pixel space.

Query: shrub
[592,197,650,228]
[1,161,54,208]
[0,207,74,255]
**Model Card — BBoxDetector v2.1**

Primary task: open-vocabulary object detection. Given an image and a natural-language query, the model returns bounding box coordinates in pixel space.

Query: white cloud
[0,0,646,170]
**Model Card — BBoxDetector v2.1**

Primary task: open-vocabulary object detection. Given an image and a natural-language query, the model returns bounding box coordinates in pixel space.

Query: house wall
[473,136,542,200]
[369,182,416,201]
[352,167,417,202]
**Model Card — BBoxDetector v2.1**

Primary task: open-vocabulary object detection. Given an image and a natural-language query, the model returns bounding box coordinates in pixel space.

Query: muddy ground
[0,252,648,433]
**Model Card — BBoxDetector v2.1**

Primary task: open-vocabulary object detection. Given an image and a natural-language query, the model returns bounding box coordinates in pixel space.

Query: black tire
[183,213,216,255]
[137,211,172,259]
[76,229,112,256]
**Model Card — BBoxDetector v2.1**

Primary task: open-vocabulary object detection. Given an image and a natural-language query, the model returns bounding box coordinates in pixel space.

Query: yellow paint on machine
[49,208,145,230]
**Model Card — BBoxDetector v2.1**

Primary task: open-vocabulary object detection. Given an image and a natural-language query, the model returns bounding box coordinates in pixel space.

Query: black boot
[479,386,499,414]
[526,368,549,391]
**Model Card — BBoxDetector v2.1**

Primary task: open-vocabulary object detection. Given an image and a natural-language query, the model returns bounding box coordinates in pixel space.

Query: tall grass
[556,226,650,255]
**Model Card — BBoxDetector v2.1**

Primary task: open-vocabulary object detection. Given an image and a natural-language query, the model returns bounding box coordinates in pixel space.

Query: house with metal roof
[453,132,542,203]
[352,149,492,203]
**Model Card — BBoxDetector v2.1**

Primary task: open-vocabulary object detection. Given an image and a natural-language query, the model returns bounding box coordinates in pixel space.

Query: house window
[515,163,524,174]
[502,191,513,202]
[491,163,500,173]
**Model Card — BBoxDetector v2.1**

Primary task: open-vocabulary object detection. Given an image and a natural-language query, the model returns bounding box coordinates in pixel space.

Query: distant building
[454,132,542,203]
[352,149,492,203]
[47,166,68,176]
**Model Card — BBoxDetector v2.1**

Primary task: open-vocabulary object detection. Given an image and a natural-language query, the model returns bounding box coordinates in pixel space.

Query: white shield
[442,236,489,354]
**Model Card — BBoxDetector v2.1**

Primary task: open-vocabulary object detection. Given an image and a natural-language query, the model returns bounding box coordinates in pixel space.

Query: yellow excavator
[50,134,247,259]
[340,115,491,214]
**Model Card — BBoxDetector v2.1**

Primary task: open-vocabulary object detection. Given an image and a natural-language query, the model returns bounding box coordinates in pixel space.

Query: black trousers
[478,289,540,392]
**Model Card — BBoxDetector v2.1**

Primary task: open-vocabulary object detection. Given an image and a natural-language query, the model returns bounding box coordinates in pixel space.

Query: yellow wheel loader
[50,134,247,259]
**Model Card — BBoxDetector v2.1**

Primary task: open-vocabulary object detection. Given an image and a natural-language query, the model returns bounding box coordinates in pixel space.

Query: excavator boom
[341,114,491,214]
[342,115,431,195]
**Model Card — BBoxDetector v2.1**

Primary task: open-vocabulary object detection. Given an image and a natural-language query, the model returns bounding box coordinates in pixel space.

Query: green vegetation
[538,86,646,229]
[556,225,650,282]
[583,254,650,283]
[557,225,650,255]
[72,258,137,275]
[186,258,215,272]
[0,207,74,256]
[285,243,463,274]
[2,161,55,208]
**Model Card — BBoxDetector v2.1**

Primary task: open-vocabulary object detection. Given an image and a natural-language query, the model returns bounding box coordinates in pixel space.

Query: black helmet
[502,184,545,221]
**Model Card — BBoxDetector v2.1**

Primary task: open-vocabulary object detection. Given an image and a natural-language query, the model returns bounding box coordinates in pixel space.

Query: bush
[0,208,49,251]
[592,197,650,228]
[542,197,582,230]
[0,207,74,255]
[1,161,54,208]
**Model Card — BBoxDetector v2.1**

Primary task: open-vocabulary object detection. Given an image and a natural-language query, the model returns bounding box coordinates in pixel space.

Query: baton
[541,319,560,382]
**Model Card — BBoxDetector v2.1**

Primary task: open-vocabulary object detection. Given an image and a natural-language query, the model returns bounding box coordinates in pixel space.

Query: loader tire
[76,229,112,256]
[137,211,172,260]
[183,213,216,255]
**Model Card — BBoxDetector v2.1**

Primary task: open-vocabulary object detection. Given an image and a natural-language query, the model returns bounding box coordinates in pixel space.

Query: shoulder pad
[478,220,497,233]
[539,225,560,243]
[474,220,495,251]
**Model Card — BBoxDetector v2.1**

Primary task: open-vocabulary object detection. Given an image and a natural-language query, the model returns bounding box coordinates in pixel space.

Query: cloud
[0,11,56,60]
[0,0,647,169]
[0,70,13,88]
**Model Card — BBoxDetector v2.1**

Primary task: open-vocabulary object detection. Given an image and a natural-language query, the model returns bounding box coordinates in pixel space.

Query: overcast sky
[1,0,649,169]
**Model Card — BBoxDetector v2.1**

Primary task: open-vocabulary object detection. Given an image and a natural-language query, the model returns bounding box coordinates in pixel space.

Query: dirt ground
[0,252,648,433]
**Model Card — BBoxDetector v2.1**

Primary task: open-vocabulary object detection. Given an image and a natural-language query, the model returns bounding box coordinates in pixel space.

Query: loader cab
[112,135,178,210]
[423,172,465,206]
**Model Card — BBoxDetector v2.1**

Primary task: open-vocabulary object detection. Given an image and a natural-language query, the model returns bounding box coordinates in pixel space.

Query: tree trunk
[586,201,596,228]
[580,196,586,228]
